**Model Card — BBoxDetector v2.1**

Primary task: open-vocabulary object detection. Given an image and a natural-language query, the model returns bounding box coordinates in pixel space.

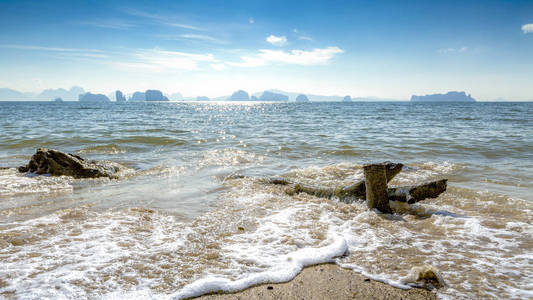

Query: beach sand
[197,263,437,300]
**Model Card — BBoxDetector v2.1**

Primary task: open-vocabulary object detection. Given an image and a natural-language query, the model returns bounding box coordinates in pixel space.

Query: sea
[0,101,532,299]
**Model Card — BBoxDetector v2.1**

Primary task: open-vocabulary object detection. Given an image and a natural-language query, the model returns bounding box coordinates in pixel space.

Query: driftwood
[240,162,447,210]
[363,164,392,213]
[260,162,404,202]
[387,179,448,204]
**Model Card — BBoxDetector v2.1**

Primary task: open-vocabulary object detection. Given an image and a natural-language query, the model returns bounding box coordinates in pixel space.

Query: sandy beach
[198,264,436,300]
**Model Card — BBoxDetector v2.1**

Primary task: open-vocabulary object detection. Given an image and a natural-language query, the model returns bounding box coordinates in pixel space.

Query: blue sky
[0,0,532,100]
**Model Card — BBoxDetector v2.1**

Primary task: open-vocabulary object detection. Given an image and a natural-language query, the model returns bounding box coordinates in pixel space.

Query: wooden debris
[363,164,392,213]
[387,179,448,204]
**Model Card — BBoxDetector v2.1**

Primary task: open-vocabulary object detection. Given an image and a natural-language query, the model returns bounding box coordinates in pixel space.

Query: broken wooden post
[363,163,392,213]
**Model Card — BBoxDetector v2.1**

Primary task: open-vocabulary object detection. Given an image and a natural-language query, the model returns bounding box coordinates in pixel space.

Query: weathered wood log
[261,162,402,200]
[363,164,392,213]
[227,162,447,205]
[387,179,448,204]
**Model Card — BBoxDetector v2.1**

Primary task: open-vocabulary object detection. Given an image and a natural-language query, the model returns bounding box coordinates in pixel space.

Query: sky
[0,0,532,100]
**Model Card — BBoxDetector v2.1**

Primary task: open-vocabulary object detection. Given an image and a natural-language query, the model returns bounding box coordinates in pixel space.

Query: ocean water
[0,101,532,299]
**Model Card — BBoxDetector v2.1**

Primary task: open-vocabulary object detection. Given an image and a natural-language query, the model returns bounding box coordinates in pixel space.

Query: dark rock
[18,148,124,179]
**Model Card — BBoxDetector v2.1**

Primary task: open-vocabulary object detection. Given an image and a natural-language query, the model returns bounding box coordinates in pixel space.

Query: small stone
[267,286,273,290]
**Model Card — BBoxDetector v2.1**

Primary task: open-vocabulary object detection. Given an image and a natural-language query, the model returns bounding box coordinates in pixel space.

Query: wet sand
[197,263,437,300]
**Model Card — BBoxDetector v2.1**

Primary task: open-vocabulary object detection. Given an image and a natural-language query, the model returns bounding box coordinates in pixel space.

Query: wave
[77,144,127,155]
[1,162,532,299]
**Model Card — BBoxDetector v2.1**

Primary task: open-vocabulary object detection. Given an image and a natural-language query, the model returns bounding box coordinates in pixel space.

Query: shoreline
[196,263,437,300]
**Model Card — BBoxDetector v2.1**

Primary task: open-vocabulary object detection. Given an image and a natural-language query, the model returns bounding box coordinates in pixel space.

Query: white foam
[170,238,348,299]
[0,168,73,195]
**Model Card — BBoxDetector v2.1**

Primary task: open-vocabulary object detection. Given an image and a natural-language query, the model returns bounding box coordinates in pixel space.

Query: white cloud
[249,17,255,24]
[229,46,343,67]
[210,63,227,71]
[266,35,287,46]
[228,56,267,67]
[258,47,343,65]
[116,48,215,71]
[522,23,533,33]
[438,46,468,54]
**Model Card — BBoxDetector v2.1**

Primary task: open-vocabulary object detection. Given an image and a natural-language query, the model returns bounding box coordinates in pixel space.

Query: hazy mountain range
[0,87,86,101]
[0,87,519,102]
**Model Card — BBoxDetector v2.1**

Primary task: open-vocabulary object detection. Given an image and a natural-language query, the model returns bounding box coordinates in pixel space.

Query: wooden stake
[363,164,392,213]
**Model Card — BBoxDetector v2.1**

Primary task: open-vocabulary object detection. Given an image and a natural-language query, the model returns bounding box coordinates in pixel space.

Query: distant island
[342,95,352,102]
[115,91,126,102]
[259,91,288,101]
[228,90,250,101]
[79,92,111,102]
[410,91,476,102]
[53,97,63,102]
[295,94,310,102]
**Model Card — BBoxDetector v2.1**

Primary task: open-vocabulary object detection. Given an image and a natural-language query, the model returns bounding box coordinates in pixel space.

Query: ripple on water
[1,162,531,299]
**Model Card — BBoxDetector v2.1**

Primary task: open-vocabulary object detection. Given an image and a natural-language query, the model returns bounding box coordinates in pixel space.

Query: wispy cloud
[77,19,135,30]
[160,34,228,44]
[438,46,468,54]
[293,29,313,41]
[167,23,205,31]
[230,46,343,67]
[266,35,287,46]
[124,9,204,31]
[115,48,215,71]
[522,23,533,33]
[248,17,255,24]
[0,44,105,53]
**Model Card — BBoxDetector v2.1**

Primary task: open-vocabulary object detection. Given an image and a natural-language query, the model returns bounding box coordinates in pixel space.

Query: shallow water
[0,101,532,299]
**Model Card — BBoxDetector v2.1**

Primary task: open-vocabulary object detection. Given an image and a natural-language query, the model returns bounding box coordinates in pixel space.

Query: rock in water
[402,265,445,290]
[18,148,124,179]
